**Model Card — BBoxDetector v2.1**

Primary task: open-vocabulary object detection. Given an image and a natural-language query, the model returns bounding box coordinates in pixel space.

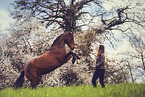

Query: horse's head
[65,33,75,50]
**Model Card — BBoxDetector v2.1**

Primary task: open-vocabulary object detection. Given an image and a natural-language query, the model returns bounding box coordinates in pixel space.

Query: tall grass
[1,83,145,97]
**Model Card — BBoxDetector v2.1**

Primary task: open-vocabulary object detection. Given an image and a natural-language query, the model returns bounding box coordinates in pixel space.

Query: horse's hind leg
[30,75,42,89]
[25,62,38,89]
[31,79,37,89]
[26,72,37,89]
[36,75,42,85]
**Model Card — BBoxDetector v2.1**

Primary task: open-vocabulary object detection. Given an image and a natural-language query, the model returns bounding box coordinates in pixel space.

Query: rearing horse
[14,32,80,89]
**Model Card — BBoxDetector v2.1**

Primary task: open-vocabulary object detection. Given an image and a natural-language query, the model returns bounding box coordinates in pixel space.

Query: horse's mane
[51,34,64,47]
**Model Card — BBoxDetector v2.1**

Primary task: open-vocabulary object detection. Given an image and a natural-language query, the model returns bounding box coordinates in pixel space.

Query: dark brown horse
[14,32,80,89]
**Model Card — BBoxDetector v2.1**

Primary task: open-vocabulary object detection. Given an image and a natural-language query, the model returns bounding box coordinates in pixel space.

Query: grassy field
[0,83,145,97]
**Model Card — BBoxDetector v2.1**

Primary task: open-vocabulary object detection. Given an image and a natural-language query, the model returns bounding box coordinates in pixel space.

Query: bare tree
[129,33,145,71]
[11,0,99,33]
[11,0,145,34]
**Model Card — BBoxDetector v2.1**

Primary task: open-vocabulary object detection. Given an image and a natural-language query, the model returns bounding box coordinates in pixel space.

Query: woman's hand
[92,65,96,68]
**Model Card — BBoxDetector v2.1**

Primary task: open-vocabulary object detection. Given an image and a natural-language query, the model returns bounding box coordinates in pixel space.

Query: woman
[92,45,105,88]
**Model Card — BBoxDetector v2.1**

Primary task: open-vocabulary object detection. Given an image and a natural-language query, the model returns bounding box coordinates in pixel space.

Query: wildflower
[47,94,49,96]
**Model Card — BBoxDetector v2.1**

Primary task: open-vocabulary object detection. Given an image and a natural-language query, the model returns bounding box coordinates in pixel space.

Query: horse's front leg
[73,53,80,60]
[63,51,74,63]
[63,51,80,64]
[71,52,80,64]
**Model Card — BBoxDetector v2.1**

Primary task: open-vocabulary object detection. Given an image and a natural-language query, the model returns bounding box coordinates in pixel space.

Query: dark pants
[92,69,105,88]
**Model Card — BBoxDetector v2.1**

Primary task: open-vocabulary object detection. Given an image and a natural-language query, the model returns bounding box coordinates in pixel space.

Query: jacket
[95,53,105,69]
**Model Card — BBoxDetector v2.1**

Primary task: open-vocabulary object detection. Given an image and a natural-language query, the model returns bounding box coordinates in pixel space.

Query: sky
[0,0,15,29]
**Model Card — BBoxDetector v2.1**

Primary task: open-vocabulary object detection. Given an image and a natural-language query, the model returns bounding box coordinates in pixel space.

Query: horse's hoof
[72,57,76,64]
[72,59,75,64]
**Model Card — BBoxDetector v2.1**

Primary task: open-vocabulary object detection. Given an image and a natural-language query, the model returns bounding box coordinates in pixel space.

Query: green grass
[1,83,145,97]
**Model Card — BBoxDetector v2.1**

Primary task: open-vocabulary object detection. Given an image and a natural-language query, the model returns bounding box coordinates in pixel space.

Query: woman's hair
[97,45,105,56]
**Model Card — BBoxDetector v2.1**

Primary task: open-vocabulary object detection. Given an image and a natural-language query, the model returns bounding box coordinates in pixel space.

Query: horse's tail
[14,71,25,89]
